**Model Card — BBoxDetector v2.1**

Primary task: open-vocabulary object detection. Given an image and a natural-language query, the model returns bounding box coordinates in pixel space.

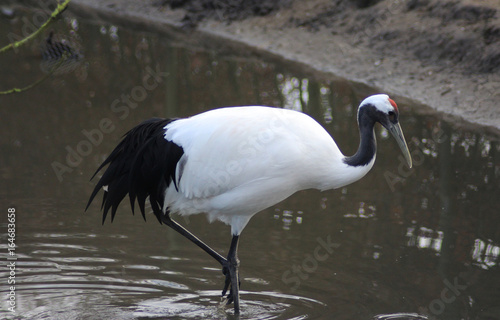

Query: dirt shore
[70,0,500,133]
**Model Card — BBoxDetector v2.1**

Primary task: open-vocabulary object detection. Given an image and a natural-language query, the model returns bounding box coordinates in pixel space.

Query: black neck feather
[343,106,378,167]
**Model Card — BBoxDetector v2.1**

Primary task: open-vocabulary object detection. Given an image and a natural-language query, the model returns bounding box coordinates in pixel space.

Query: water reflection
[0,4,499,320]
[472,239,500,270]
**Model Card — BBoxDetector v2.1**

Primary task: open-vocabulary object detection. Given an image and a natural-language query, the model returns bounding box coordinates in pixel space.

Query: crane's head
[359,94,413,168]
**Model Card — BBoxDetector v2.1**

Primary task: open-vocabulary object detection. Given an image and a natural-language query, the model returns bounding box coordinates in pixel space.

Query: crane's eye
[388,111,396,123]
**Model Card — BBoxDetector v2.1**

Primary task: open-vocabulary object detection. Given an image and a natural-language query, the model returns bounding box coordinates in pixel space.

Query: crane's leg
[221,235,240,314]
[160,215,226,265]
[160,215,241,313]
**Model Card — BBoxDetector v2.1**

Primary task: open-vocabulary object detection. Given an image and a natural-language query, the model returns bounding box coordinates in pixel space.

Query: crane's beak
[387,122,412,168]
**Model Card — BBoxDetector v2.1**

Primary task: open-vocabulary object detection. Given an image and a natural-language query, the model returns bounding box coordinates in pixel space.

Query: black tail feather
[86,118,184,224]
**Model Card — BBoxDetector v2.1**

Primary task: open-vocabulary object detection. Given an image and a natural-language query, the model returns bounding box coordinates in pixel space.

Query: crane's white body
[163,106,374,235]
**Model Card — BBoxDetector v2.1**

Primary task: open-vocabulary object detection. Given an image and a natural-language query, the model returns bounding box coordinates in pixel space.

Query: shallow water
[0,5,499,320]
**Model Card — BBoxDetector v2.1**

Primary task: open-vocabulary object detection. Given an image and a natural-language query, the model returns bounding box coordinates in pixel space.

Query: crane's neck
[343,107,377,167]
[314,107,378,192]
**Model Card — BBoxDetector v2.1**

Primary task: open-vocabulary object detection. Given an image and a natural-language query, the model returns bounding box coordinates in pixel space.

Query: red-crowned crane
[86,94,412,314]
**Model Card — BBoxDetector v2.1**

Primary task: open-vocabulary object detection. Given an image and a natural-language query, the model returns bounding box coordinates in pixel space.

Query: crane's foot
[221,258,240,313]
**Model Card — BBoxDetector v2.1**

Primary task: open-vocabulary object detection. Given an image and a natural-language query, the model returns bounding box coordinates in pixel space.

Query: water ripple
[45,257,117,263]
[373,313,429,320]
[122,264,160,270]
[30,243,98,252]
[137,278,190,290]
[132,289,327,319]
[12,283,162,293]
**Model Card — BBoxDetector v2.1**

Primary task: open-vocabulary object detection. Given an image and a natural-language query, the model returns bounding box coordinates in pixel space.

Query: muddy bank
[68,0,500,132]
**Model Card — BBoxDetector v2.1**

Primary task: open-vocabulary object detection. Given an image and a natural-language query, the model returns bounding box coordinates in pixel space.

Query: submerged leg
[221,235,241,314]
[160,215,241,314]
